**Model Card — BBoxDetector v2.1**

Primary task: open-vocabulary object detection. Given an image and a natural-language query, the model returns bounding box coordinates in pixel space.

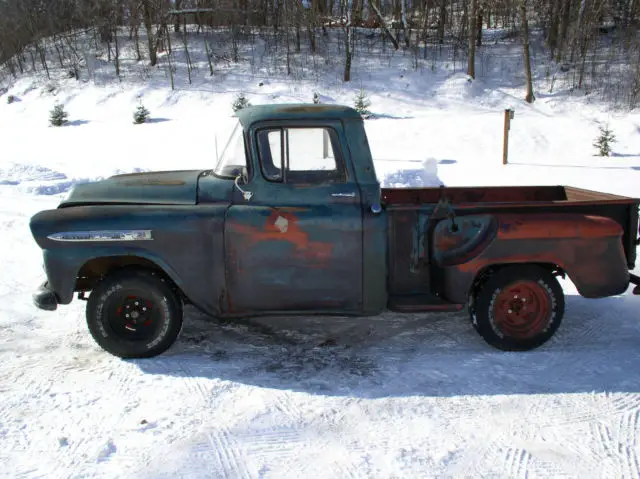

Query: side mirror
[234,167,252,201]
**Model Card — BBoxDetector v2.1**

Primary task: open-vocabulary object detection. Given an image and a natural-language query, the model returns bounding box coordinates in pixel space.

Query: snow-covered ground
[2,28,640,477]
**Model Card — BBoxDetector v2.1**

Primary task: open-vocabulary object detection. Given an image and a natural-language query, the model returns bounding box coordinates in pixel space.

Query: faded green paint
[29,103,640,322]
[61,170,204,206]
[235,103,363,128]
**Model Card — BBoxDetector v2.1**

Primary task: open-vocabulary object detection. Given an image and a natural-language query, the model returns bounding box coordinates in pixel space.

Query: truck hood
[59,170,204,207]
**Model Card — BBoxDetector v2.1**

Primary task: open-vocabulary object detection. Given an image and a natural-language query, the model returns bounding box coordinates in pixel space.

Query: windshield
[213,120,247,178]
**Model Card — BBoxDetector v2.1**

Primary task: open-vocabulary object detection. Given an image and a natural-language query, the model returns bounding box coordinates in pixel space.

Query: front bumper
[33,281,58,311]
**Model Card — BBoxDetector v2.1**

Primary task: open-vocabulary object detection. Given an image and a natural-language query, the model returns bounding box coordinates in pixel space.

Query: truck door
[223,121,364,315]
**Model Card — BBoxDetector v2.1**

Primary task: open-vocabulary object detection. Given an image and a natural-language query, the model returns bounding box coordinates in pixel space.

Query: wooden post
[503,109,514,165]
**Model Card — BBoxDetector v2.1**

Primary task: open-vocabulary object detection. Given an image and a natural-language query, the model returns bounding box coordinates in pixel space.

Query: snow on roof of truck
[234,103,363,126]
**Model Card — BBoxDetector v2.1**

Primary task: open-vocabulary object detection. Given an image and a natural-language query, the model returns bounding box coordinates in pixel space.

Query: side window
[256,127,346,184]
[257,130,283,181]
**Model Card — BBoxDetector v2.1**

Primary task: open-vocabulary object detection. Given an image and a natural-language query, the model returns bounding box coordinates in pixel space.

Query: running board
[631,273,640,295]
[388,294,464,313]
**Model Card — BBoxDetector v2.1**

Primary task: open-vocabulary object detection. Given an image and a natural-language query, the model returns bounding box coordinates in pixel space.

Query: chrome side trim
[47,230,153,242]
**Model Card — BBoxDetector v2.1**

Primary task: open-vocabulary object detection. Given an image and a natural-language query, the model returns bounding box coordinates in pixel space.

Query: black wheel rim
[105,292,162,342]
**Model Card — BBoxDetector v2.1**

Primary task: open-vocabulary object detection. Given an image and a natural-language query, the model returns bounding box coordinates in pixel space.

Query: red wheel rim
[491,280,552,339]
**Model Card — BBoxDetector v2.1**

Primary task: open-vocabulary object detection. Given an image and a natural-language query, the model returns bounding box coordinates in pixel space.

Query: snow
[1,27,640,478]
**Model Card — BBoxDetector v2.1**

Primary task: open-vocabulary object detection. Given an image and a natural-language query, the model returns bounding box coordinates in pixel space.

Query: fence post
[503,109,514,165]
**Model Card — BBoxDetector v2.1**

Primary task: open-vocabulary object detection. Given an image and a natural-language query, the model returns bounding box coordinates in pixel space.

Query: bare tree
[520,0,534,102]
[141,0,158,66]
[468,0,478,78]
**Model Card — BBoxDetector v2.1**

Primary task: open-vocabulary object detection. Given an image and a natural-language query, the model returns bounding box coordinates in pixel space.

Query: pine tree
[133,101,150,124]
[49,103,68,127]
[232,93,251,112]
[7,95,15,104]
[593,124,616,157]
[313,92,320,104]
[353,89,371,118]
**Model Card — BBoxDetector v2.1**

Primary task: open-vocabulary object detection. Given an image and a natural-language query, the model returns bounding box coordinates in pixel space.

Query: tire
[86,270,183,358]
[470,265,565,351]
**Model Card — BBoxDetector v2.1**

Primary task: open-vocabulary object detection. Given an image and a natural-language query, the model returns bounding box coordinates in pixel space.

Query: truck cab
[29,104,640,358]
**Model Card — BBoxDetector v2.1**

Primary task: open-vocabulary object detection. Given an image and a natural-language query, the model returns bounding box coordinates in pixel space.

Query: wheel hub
[117,296,153,332]
[492,280,551,339]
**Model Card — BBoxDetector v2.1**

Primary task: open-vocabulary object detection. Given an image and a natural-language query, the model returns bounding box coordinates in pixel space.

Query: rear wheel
[470,265,564,351]
[86,270,183,358]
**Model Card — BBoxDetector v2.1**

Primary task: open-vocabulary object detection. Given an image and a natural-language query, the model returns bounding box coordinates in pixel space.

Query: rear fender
[434,213,630,303]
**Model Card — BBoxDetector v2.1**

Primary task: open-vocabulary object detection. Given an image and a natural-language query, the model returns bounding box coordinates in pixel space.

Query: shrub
[593,124,616,157]
[353,89,371,118]
[133,102,150,124]
[49,103,69,127]
[232,93,251,112]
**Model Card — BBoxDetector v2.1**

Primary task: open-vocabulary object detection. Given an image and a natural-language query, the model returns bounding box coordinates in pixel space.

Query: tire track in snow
[241,392,312,473]
[618,409,640,479]
[205,425,252,479]
[591,421,618,471]
[161,358,252,478]
[503,447,532,479]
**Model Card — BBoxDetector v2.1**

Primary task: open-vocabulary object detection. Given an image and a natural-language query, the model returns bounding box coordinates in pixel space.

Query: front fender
[42,247,183,304]
[435,213,630,303]
[30,204,229,316]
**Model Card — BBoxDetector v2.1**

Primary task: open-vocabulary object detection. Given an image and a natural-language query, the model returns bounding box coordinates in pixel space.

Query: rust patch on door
[228,211,334,267]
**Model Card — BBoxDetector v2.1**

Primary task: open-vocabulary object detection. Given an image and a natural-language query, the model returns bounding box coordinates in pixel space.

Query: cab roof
[234,103,363,127]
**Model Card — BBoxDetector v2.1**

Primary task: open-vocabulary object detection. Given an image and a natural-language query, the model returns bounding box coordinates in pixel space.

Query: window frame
[255,125,348,185]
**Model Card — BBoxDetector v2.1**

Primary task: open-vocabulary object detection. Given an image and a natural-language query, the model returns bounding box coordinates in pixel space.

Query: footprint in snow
[97,440,117,462]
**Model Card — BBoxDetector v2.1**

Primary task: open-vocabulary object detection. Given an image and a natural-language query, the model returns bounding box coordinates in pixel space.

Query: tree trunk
[520,0,534,103]
[547,0,561,56]
[556,0,571,62]
[438,0,447,43]
[370,0,400,49]
[468,0,477,78]
[114,26,120,78]
[36,41,50,79]
[165,25,174,90]
[134,25,142,61]
[175,0,181,32]
[204,35,214,75]
[142,0,157,66]
[183,16,192,84]
[477,6,483,46]
[343,0,352,81]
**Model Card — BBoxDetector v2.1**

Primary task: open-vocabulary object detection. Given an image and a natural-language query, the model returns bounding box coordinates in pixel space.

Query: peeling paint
[275,216,288,233]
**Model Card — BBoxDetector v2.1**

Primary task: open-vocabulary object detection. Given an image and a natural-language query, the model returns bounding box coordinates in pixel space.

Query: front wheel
[86,270,183,358]
[470,265,565,351]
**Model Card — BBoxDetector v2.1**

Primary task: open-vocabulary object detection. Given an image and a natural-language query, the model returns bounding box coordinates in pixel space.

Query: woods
[1,0,640,106]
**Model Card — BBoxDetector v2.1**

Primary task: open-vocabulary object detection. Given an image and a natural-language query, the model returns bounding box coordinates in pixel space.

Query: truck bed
[382,185,640,300]
[381,185,637,207]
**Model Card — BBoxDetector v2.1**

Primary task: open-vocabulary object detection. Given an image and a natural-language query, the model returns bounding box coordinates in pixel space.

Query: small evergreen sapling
[593,124,616,157]
[313,92,320,104]
[49,103,69,127]
[232,93,251,112]
[7,95,15,104]
[133,101,150,124]
[353,89,371,118]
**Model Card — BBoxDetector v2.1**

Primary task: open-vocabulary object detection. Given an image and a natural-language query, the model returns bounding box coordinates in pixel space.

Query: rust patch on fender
[495,214,622,240]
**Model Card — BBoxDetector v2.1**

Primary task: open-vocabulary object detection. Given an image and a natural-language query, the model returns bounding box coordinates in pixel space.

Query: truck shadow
[132,294,640,398]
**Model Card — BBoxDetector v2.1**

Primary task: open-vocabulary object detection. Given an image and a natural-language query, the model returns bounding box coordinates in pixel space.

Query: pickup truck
[29,104,640,358]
